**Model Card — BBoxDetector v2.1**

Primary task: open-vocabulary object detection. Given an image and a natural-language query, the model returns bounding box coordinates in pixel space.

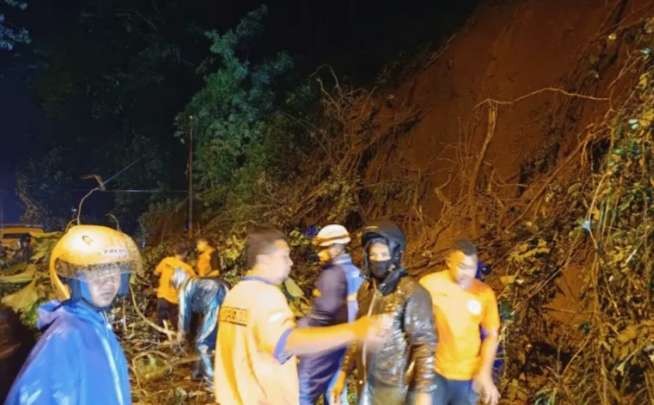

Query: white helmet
[313,224,351,247]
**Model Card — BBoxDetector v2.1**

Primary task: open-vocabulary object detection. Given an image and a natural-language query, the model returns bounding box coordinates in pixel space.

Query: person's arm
[473,289,501,405]
[285,316,371,356]
[256,291,382,365]
[478,332,499,378]
[404,285,437,405]
[303,268,346,326]
[328,343,358,404]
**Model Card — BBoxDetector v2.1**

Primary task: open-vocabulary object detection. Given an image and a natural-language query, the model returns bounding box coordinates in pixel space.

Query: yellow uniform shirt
[197,247,218,277]
[154,256,195,304]
[420,270,500,380]
[215,277,298,405]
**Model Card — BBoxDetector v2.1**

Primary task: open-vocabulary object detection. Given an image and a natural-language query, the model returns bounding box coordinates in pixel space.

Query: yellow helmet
[49,225,142,300]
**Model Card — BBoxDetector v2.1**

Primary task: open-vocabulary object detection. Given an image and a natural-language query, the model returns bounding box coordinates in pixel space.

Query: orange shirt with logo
[154,256,196,304]
[420,270,500,380]
[214,277,298,405]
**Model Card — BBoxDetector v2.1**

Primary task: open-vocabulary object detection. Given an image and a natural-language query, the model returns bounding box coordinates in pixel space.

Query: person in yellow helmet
[195,237,220,277]
[154,241,196,328]
[6,225,140,405]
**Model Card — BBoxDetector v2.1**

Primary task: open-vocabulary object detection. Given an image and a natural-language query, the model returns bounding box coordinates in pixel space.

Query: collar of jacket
[377,267,407,296]
[331,253,353,266]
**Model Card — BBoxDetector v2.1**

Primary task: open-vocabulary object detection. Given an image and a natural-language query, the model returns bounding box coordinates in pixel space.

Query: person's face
[317,248,331,263]
[84,266,122,307]
[368,242,391,262]
[196,239,208,253]
[317,244,344,263]
[259,240,293,283]
[447,251,478,289]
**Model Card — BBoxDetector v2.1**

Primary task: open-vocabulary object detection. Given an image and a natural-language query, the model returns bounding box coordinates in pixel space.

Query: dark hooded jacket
[341,275,436,404]
[341,221,436,404]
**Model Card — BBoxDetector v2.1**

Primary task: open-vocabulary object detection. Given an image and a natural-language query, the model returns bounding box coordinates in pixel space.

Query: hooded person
[298,224,363,405]
[171,268,229,384]
[5,225,140,405]
[331,220,437,405]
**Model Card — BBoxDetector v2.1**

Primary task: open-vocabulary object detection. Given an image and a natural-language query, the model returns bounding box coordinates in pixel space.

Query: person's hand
[328,371,347,405]
[353,314,392,350]
[473,372,500,405]
[413,392,432,405]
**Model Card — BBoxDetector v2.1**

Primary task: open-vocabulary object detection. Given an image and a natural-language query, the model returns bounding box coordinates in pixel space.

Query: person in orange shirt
[196,237,220,277]
[154,242,196,327]
[214,227,387,405]
[420,240,501,405]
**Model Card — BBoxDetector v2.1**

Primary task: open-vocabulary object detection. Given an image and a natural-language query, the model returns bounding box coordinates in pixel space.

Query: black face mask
[369,260,393,280]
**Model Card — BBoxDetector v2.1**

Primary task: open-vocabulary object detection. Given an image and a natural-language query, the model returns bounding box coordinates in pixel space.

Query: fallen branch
[129,285,176,340]
[474,87,610,110]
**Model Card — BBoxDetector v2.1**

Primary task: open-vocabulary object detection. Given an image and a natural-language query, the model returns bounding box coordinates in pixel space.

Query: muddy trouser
[194,302,219,381]
[429,372,478,405]
[156,299,178,328]
[358,381,408,405]
[299,349,347,405]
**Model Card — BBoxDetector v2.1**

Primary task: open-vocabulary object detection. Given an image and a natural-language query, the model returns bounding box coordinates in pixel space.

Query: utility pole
[187,116,194,239]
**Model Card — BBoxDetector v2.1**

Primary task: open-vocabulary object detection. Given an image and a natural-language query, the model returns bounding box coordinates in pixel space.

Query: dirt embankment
[368,0,647,225]
[355,0,653,306]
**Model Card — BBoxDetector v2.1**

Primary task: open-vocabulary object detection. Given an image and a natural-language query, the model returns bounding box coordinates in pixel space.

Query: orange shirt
[420,270,500,380]
[197,247,218,277]
[154,256,196,304]
[214,277,298,405]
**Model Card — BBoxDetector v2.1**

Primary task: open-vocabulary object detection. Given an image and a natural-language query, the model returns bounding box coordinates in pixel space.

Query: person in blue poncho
[5,225,141,405]
[171,269,229,384]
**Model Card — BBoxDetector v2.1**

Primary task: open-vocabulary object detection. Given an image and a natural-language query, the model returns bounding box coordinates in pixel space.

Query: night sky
[0,54,48,222]
[0,0,477,225]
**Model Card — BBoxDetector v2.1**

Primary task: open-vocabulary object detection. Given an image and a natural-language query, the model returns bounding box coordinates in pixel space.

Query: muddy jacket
[341,274,436,404]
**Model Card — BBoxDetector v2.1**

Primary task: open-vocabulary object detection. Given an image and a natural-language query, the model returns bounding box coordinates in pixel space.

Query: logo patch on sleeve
[220,306,249,326]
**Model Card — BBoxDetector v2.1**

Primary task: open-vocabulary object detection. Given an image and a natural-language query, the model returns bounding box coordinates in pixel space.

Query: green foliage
[0,0,30,50]
[177,5,294,192]
[0,232,61,328]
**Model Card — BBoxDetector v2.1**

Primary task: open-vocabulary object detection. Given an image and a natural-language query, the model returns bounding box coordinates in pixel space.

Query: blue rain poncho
[5,300,131,405]
[177,277,229,380]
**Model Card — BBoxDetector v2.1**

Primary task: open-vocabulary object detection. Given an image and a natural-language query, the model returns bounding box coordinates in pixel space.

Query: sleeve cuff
[273,328,293,364]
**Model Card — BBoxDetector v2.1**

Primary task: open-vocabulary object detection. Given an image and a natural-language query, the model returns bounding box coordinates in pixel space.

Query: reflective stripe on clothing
[214,278,298,405]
